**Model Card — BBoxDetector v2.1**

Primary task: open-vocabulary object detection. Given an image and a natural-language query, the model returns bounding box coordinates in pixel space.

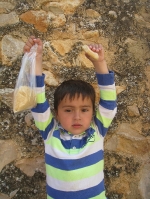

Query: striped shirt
[31,71,117,199]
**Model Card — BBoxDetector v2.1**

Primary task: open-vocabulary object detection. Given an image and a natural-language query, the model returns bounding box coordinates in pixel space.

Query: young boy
[24,36,117,199]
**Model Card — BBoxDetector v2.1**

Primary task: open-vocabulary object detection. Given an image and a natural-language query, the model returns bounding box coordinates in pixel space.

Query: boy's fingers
[88,44,98,52]
[23,36,37,52]
[89,44,94,49]
[23,36,43,53]
[30,35,35,39]
[98,44,102,50]
[28,37,35,45]
[23,41,32,52]
[33,38,43,46]
[23,45,31,53]
[26,41,33,48]
[88,44,103,51]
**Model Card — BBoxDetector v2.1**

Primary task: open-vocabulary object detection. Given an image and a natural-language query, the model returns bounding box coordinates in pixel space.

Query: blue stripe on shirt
[39,118,55,140]
[94,117,108,137]
[46,179,105,199]
[35,74,45,87]
[45,150,103,170]
[100,99,117,110]
[31,100,49,113]
[96,71,114,85]
[61,137,88,149]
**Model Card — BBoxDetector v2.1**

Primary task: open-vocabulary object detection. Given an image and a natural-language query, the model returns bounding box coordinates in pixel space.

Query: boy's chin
[67,128,88,135]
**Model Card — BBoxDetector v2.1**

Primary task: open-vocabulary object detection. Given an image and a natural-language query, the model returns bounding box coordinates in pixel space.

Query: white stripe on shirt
[98,105,117,119]
[32,107,51,122]
[35,86,45,93]
[98,83,115,90]
[47,170,104,191]
[45,136,104,159]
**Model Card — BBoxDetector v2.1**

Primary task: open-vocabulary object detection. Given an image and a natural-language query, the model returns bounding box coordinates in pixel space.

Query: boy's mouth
[72,124,82,128]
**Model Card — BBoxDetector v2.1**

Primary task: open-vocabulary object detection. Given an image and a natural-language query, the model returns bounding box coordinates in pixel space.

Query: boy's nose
[74,111,81,120]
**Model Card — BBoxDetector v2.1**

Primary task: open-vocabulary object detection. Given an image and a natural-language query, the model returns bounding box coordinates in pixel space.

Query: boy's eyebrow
[62,105,92,108]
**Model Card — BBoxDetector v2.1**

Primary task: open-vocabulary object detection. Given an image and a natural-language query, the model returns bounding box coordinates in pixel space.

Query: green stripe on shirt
[100,89,116,101]
[35,113,53,131]
[46,159,104,182]
[90,191,106,199]
[36,92,46,103]
[96,110,112,128]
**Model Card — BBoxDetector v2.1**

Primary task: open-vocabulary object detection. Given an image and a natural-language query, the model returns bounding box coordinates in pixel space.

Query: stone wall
[0,0,150,199]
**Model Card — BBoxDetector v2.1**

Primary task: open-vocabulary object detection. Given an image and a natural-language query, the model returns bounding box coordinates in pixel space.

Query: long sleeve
[94,71,117,137]
[31,74,55,140]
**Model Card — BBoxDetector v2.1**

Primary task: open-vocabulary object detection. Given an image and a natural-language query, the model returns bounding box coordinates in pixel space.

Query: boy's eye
[82,108,88,112]
[65,109,71,112]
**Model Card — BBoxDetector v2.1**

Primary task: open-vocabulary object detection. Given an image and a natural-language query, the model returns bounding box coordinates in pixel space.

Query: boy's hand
[23,36,43,55]
[85,44,104,63]
[85,44,109,74]
[23,36,43,75]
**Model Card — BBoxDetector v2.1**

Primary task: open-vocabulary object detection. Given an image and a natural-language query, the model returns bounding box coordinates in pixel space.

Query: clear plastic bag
[13,44,38,113]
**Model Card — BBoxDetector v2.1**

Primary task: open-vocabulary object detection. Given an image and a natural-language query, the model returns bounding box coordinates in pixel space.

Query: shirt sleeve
[31,74,55,140]
[94,71,117,137]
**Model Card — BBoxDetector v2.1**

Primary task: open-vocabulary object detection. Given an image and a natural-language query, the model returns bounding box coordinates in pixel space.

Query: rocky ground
[0,0,150,199]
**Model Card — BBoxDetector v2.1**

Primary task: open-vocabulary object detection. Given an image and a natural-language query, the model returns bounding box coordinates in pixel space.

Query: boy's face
[56,94,93,135]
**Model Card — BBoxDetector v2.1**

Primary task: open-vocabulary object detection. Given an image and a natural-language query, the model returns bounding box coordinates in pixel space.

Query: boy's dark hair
[54,79,95,112]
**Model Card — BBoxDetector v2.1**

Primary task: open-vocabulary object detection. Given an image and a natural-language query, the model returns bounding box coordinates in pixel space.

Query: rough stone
[125,38,150,63]
[42,0,85,15]
[127,103,140,117]
[0,140,20,172]
[85,9,100,18]
[116,85,126,95]
[134,14,150,29]
[82,30,99,41]
[48,23,77,40]
[25,113,33,127]
[108,11,117,19]
[105,123,150,158]
[9,189,18,198]
[145,65,150,90]
[52,14,66,28]
[139,163,150,199]
[0,12,19,27]
[42,2,64,14]
[0,88,14,108]
[15,156,45,177]
[20,10,49,32]
[0,2,15,14]
[77,52,93,68]
[51,39,75,56]
[42,61,52,71]
[43,70,59,86]
[0,193,10,199]
[43,41,62,65]
[1,35,24,66]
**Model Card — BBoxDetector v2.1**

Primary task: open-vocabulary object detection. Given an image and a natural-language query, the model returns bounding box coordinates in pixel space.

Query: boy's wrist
[36,54,42,61]
[35,54,42,75]
[92,59,106,66]
[93,60,109,74]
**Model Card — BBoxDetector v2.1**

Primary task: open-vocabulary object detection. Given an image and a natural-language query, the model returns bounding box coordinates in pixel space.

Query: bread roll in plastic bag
[13,44,38,113]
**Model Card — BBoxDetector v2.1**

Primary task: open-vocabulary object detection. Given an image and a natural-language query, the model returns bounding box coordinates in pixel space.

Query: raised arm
[24,36,55,140]
[23,36,43,75]
[85,44,117,137]
[85,44,109,74]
